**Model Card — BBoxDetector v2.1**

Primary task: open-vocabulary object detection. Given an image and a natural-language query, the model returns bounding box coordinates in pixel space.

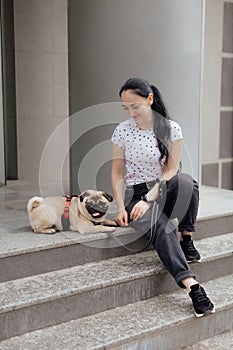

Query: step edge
[1,275,233,349]
[0,228,136,259]
[1,211,233,259]
[0,248,232,314]
[197,212,233,222]
[95,304,233,350]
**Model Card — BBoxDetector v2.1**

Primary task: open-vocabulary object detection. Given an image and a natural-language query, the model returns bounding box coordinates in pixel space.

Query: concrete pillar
[14,0,69,186]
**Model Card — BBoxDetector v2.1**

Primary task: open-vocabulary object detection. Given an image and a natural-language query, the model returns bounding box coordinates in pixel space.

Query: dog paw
[34,228,56,234]
[102,219,119,227]
[47,228,56,234]
[101,226,116,232]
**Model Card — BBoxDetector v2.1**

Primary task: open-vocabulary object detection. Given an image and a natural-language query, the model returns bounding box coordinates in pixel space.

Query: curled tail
[27,197,43,213]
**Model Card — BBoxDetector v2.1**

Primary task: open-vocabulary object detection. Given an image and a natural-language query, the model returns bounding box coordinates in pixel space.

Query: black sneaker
[189,284,215,317]
[180,235,201,262]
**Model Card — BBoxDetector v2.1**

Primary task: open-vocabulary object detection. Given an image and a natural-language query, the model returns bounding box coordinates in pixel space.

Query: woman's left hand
[130,200,151,221]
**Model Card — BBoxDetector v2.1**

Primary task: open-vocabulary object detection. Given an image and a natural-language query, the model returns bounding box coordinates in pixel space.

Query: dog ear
[102,192,113,202]
[79,191,90,202]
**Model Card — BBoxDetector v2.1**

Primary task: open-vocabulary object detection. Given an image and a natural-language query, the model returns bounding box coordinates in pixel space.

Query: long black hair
[119,78,171,165]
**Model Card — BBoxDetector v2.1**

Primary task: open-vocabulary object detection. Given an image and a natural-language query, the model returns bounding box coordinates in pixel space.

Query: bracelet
[141,178,161,203]
[141,194,154,204]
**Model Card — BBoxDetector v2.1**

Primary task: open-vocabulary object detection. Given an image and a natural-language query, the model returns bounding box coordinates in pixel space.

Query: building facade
[202,0,233,189]
[0,0,232,191]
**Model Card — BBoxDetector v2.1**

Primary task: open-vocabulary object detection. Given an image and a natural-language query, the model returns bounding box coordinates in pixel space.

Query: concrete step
[0,228,147,282]
[195,211,233,240]
[182,329,233,349]
[1,208,232,282]
[1,184,232,282]
[0,232,233,341]
[195,185,233,240]
[0,274,232,350]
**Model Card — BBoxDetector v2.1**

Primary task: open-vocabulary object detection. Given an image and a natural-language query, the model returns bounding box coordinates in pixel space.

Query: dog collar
[61,195,79,231]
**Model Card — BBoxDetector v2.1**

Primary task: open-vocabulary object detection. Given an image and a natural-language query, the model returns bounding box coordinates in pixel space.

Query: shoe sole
[194,306,216,318]
[187,258,202,263]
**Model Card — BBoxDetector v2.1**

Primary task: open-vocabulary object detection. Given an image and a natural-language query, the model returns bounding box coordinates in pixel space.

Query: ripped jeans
[124,173,199,288]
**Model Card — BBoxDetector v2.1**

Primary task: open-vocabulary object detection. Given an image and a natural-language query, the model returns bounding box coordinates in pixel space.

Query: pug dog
[27,190,117,234]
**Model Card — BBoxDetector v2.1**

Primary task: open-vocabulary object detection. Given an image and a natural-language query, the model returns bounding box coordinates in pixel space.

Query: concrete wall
[1,0,17,180]
[0,13,5,185]
[202,0,233,189]
[14,0,69,186]
[69,0,204,193]
[6,0,232,191]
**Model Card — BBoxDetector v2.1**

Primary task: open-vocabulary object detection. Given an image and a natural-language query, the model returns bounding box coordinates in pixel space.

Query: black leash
[106,180,167,253]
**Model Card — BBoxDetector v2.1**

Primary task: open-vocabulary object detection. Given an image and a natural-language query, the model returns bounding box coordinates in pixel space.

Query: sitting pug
[27,190,117,234]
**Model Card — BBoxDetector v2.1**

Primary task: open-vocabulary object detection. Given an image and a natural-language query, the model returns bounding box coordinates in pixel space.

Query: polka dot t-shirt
[111,118,183,185]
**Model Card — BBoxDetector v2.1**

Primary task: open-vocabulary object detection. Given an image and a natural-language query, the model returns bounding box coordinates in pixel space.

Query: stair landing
[0,181,232,259]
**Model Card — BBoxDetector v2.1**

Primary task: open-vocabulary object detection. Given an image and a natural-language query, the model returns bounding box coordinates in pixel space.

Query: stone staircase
[0,183,232,349]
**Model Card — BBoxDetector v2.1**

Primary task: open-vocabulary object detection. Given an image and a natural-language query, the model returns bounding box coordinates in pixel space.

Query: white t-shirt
[111,118,183,185]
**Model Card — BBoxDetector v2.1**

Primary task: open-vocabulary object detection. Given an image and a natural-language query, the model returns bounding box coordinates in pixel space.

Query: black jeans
[124,173,198,288]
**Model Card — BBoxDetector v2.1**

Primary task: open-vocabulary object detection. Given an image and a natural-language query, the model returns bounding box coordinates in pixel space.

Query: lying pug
[27,190,117,234]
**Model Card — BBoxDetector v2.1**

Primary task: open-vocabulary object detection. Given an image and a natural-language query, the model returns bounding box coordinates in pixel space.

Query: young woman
[111,78,215,317]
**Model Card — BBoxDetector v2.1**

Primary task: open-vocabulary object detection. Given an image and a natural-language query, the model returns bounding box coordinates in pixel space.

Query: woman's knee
[180,173,199,198]
[166,173,199,210]
[177,172,196,185]
[182,173,198,187]
[168,173,198,191]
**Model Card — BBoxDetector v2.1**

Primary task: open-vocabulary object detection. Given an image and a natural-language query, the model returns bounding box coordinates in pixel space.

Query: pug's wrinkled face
[78,190,113,221]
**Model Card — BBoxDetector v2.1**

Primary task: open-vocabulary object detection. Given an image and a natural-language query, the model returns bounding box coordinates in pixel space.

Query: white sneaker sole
[194,306,216,318]
[187,258,202,263]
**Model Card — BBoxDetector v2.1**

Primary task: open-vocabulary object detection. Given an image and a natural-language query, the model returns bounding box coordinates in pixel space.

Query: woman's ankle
[182,277,198,292]
[180,231,192,241]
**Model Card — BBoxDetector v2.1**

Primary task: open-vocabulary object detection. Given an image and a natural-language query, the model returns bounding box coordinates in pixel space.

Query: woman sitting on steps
[111,77,215,317]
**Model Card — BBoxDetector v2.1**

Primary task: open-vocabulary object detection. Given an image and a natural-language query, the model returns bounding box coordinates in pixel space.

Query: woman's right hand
[115,209,128,226]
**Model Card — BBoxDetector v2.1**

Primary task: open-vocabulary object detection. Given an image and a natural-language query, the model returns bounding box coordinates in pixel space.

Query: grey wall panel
[0,14,6,185]
[69,0,203,193]
[1,0,18,180]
